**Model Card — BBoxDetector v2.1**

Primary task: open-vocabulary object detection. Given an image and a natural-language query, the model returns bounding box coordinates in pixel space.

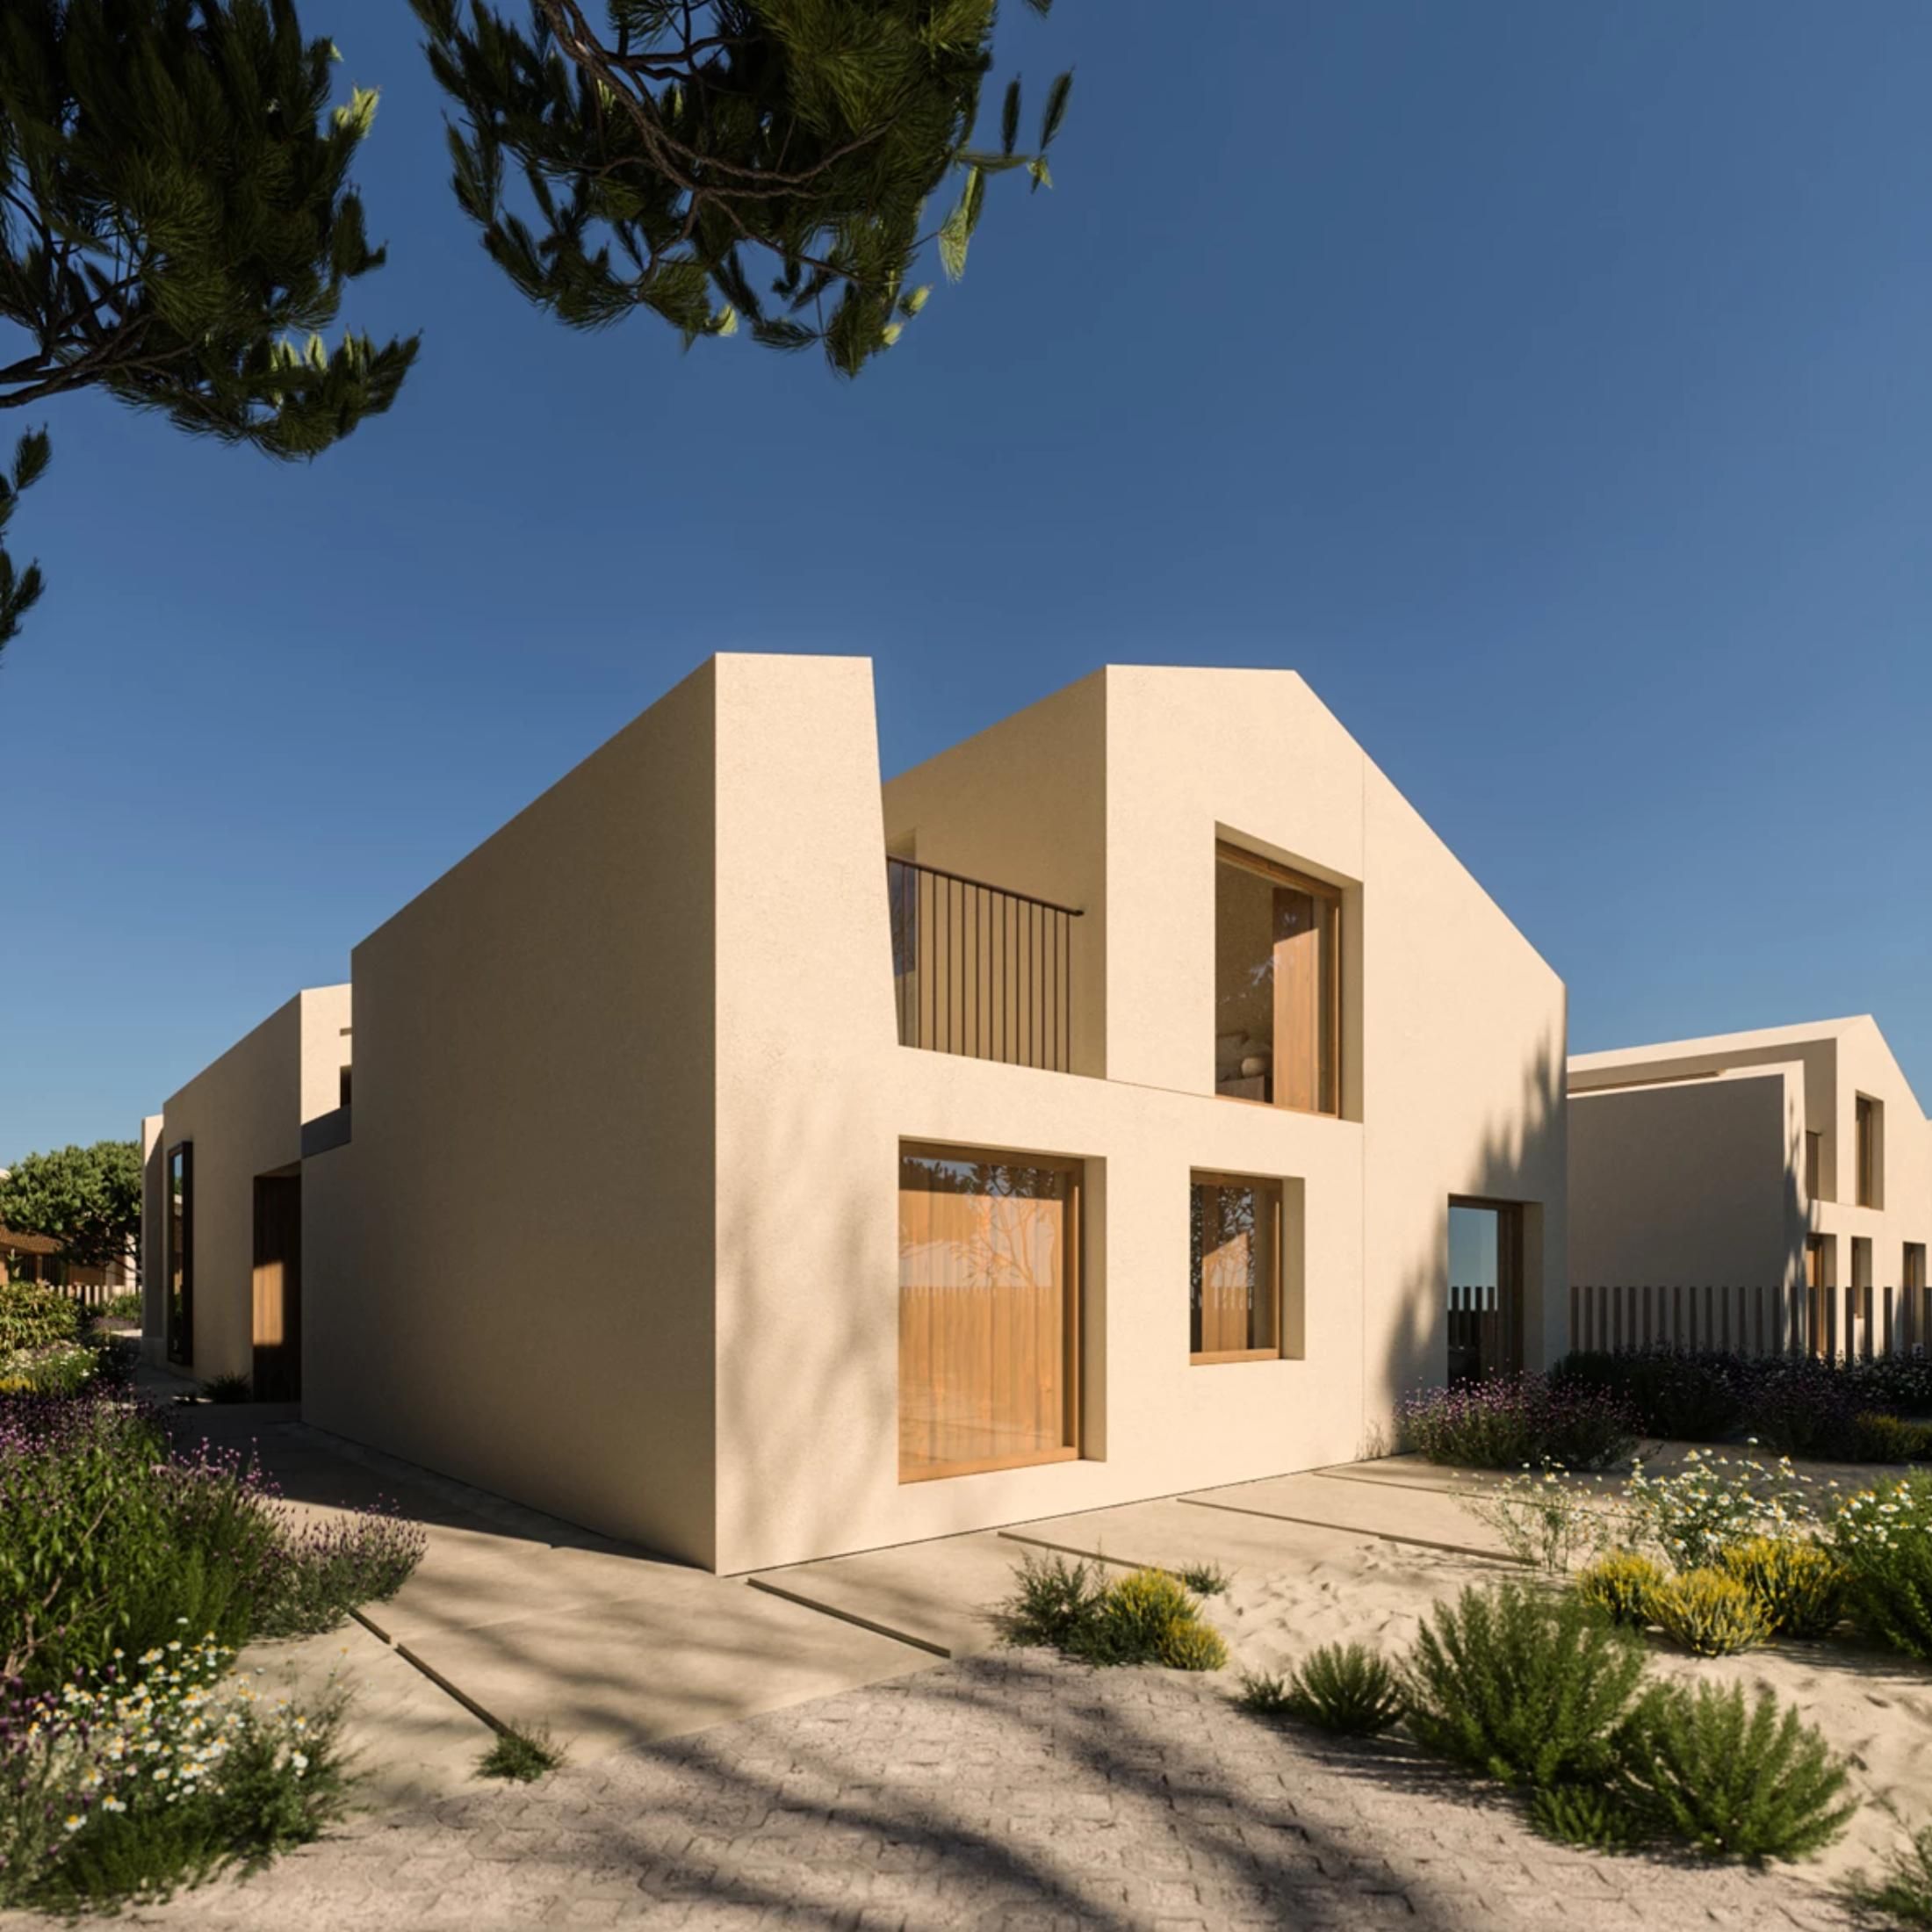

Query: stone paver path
[97,1652,1850,1932]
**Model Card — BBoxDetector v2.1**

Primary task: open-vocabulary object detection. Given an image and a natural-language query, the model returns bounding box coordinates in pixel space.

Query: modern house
[141,655,1567,1573]
[1568,1017,1932,1350]
[139,987,351,1398]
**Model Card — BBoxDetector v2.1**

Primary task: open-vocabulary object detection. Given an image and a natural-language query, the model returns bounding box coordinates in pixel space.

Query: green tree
[416,0,1073,374]
[0,1140,143,1274]
[0,0,419,659]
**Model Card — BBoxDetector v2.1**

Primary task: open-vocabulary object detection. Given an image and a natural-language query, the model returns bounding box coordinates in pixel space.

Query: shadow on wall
[1371,1031,1566,1441]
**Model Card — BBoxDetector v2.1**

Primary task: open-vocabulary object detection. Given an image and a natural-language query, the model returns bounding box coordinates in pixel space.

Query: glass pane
[1190,1176,1279,1357]
[1215,852,1337,1114]
[1215,859,1278,1101]
[898,1151,1072,1478]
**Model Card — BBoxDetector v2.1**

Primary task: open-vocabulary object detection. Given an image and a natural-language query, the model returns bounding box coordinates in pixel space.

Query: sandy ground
[1205,1465,1932,1892]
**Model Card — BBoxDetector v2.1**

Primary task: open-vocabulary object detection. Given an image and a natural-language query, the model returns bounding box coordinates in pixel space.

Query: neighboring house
[1568,1017,1932,1345]
[139,988,352,1397]
[0,1172,133,1295]
[142,655,1568,1572]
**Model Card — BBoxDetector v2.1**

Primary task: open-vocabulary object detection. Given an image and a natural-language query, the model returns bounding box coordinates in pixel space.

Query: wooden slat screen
[898,1148,1079,1482]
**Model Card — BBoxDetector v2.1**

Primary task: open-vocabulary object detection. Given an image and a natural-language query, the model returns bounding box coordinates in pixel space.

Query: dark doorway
[251,1172,302,1402]
[1447,1198,1524,1384]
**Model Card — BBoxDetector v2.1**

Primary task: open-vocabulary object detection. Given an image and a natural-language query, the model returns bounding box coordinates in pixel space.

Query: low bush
[1611,1680,1854,1862]
[0,1634,350,1907]
[1269,1642,1404,1736]
[1000,1558,1226,1670]
[1575,1551,1664,1628]
[1403,1581,1647,1786]
[200,1372,252,1405]
[1236,1669,1293,1714]
[1649,1568,1771,1656]
[1465,1463,1606,1572]
[1851,1412,1932,1465]
[1831,1474,1932,1660]
[1716,1536,1847,1640]
[478,1724,565,1783]
[0,1283,79,1354]
[253,1505,428,1639]
[104,1291,144,1323]
[1177,1561,1230,1597]
[1624,1447,1820,1571]
[1397,1374,1638,1472]
[0,1340,97,1396]
[1526,1783,1646,1851]
[1850,1823,1932,1927]
[1554,1348,1747,1442]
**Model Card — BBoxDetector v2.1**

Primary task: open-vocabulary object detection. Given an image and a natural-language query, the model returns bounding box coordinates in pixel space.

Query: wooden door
[251,1173,302,1402]
[898,1148,1080,1481]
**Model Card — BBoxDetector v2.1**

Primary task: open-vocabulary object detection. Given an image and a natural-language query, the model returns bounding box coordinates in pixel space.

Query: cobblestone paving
[96,1653,1851,1932]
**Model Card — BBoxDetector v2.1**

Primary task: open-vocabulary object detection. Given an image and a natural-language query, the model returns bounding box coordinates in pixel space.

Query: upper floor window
[1856,1096,1882,1209]
[1214,840,1340,1115]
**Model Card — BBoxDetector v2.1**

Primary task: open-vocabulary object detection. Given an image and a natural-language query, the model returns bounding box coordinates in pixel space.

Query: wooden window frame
[1855,1096,1881,1209]
[1190,1168,1286,1366]
[897,1141,1084,1484]
[1214,840,1344,1120]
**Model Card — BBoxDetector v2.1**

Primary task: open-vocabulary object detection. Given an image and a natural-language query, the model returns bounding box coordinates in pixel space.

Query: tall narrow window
[898,1145,1081,1481]
[166,1143,193,1366]
[1804,1130,1822,1200]
[1855,1097,1882,1208]
[1907,1244,1928,1294]
[1190,1172,1287,1362]
[1214,841,1341,1115]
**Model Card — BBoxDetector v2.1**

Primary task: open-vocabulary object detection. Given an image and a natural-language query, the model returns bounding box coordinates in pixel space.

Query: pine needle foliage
[1611,1680,1855,1863]
[0,0,417,655]
[1849,1823,1932,1927]
[415,0,1074,376]
[1526,1783,1647,1852]
[1273,1642,1405,1737]
[1402,1581,1647,1788]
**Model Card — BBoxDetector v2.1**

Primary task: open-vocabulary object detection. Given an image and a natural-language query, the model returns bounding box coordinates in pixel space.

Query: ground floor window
[898,1143,1082,1482]
[1190,1171,1287,1363]
[166,1143,193,1366]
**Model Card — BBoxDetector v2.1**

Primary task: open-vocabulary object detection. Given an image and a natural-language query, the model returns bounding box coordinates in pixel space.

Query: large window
[1856,1096,1882,1208]
[898,1144,1082,1481]
[166,1143,193,1366]
[1190,1171,1291,1363]
[1214,841,1340,1115]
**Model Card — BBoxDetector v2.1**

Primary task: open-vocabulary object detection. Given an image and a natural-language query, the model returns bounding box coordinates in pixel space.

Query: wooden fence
[1571,1282,1932,1362]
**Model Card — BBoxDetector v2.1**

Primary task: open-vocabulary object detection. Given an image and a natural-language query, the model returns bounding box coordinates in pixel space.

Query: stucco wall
[1568,1071,1799,1287]
[142,987,348,1381]
[302,662,720,1567]
[710,660,1567,1573]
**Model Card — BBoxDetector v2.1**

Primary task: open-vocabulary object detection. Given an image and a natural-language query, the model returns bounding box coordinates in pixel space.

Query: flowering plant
[1624,1448,1825,1572]
[1399,1373,1638,1472]
[0,1626,346,1906]
[1829,1472,1932,1660]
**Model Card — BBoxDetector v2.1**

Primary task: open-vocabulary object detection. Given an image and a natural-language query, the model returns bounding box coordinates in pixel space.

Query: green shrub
[1575,1551,1664,1628]
[1001,1558,1226,1669]
[1851,1412,1932,1465]
[1716,1536,1847,1640]
[1526,1783,1646,1851]
[1272,1642,1404,1736]
[1831,1474,1932,1660]
[0,1283,78,1353]
[1850,1823,1932,1927]
[0,1637,351,1908]
[1178,1561,1230,1597]
[253,1505,428,1639]
[1236,1669,1293,1714]
[104,1291,143,1323]
[200,1372,252,1404]
[1155,1618,1229,1672]
[1001,1552,1104,1652]
[1072,1567,1196,1665]
[1625,1447,1820,1572]
[1611,1680,1854,1862]
[478,1724,564,1783]
[1650,1568,1772,1656]
[1403,1581,1647,1787]
[1397,1374,1637,1471]
[0,1340,96,1396]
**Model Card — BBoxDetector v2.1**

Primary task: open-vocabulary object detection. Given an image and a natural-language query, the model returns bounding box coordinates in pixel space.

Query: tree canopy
[0,1140,142,1273]
[417,0,1071,375]
[0,0,419,658]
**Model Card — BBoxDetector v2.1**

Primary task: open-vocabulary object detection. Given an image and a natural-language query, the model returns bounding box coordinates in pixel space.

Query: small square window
[1191,1171,1294,1363]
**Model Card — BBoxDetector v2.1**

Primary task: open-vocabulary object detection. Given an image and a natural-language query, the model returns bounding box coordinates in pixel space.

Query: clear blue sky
[4,0,1930,1161]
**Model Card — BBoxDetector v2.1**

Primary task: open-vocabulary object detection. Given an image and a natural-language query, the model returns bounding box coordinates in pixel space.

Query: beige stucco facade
[276,655,1565,1573]
[139,987,350,1381]
[1568,1017,1932,1292]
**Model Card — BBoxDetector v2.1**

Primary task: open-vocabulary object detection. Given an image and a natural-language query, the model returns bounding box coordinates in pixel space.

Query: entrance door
[1805,1234,1830,1358]
[251,1172,302,1402]
[1447,1199,1523,1384]
[898,1143,1081,1481]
